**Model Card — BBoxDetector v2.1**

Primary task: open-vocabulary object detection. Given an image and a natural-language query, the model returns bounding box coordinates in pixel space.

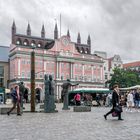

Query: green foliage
[107,68,140,89]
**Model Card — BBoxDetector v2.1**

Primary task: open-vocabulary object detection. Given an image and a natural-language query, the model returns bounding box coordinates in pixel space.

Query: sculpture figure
[44,74,58,113]
[61,79,79,110]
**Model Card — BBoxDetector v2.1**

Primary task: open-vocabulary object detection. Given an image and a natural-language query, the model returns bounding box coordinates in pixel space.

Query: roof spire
[27,23,31,36]
[77,32,81,44]
[12,20,16,35]
[41,24,45,38]
[54,23,58,39]
[11,20,16,44]
[67,29,70,38]
[87,34,91,46]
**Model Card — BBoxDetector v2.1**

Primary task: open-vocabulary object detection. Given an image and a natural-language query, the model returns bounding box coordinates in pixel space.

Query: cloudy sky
[0,0,140,63]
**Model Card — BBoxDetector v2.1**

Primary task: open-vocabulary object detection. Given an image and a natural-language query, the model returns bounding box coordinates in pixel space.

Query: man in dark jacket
[104,84,123,120]
[7,86,21,116]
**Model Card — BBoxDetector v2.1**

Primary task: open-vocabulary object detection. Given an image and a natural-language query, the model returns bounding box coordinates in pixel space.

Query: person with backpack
[7,85,21,116]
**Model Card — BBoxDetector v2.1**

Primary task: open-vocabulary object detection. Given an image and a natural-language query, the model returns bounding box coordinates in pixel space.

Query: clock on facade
[62,38,69,46]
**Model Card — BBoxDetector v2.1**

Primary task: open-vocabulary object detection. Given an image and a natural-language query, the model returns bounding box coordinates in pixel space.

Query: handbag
[112,111,118,117]
[114,105,123,113]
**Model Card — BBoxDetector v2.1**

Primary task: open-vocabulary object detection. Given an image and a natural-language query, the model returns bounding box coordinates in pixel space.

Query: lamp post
[31,45,36,112]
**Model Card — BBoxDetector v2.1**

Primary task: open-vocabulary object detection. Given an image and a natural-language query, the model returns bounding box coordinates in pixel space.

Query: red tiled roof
[123,61,140,68]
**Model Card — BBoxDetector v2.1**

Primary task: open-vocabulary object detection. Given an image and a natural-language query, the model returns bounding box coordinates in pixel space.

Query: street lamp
[31,45,36,112]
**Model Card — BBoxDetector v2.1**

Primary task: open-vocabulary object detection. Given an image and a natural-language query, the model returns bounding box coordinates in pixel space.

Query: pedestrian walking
[126,90,134,112]
[7,86,21,116]
[104,84,123,120]
[134,89,140,112]
[95,94,101,106]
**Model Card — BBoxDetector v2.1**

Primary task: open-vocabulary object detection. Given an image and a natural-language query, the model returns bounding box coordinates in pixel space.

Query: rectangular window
[105,75,108,80]
[27,72,30,78]
[0,78,4,87]
[61,63,64,68]
[40,74,43,78]
[21,72,25,78]
[0,66,4,77]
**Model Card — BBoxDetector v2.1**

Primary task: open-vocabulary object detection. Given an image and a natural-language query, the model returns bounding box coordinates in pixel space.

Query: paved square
[0,104,140,140]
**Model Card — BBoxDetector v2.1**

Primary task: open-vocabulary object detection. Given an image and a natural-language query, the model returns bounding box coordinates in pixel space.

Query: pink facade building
[9,21,104,101]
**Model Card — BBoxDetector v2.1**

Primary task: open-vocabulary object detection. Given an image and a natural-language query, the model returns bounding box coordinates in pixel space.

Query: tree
[107,68,140,89]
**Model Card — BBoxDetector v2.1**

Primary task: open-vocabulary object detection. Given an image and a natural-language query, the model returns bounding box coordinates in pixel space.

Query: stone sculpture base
[73,106,91,112]
[62,107,70,110]
[44,95,58,113]
[0,107,16,114]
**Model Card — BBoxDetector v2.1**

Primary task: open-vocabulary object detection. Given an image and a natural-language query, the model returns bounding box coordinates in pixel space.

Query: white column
[56,62,59,79]
[100,66,103,81]
[73,64,75,80]
[18,58,20,77]
[59,62,61,79]
[82,64,84,81]
[44,61,46,72]
[95,66,97,82]
[92,65,94,81]
[70,63,73,79]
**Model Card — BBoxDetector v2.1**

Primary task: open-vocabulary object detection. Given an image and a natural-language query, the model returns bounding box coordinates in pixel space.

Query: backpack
[11,89,17,101]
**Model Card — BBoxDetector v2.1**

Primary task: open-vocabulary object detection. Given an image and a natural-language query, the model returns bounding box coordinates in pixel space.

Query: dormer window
[16,41,20,45]
[23,39,29,46]
[24,42,27,45]
[38,44,41,47]
[31,43,34,46]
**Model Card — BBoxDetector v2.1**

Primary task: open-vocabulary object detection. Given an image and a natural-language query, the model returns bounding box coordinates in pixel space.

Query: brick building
[123,61,140,77]
[9,21,105,101]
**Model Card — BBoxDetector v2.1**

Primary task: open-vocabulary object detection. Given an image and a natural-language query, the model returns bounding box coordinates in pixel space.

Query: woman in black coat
[104,84,123,120]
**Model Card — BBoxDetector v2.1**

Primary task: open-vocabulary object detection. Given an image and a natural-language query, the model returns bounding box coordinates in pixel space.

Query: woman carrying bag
[104,84,123,120]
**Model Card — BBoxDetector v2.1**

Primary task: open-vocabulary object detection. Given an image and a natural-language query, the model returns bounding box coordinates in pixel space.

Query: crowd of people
[71,88,140,112]
[125,89,140,112]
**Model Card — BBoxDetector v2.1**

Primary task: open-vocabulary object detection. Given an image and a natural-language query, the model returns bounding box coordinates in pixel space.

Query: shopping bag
[114,105,123,113]
[112,112,118,117]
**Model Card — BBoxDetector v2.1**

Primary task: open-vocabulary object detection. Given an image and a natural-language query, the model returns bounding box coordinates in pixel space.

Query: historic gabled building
[94,51,123,83]
[9,21,104,101]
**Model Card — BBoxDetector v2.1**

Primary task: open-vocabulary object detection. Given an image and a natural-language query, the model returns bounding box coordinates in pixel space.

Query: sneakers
[104,115,107,120]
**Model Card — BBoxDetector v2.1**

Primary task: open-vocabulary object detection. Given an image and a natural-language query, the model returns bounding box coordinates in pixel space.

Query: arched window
[23,39,29,46]
[31,40,36,47]
[82,47,85,53]
[37,42,42,47]
[85,48,89,54]
[16,38,22,45]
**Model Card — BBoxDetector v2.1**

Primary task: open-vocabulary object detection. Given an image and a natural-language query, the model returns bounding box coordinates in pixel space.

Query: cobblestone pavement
[0,103,140,140]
